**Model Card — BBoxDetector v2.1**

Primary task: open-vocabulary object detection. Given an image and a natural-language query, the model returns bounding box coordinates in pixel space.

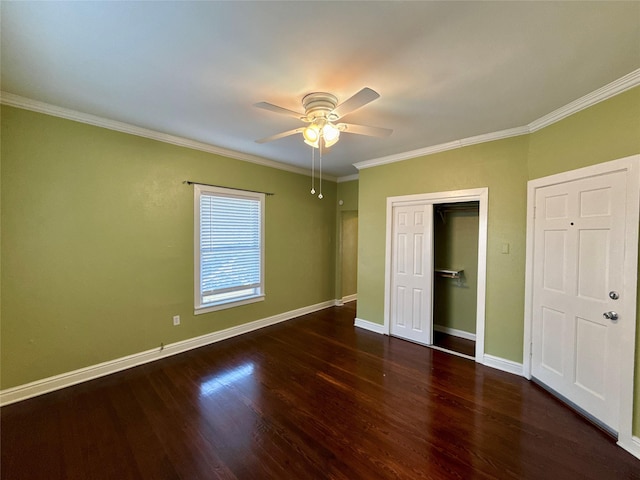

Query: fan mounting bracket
[302,92,339,122]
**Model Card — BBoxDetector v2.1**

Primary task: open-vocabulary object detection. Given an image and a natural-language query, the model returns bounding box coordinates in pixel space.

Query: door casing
[523,155,640,453]
[384,188,488,362]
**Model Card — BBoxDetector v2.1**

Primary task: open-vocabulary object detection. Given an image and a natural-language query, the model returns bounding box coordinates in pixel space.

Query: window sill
[194,295,265,315]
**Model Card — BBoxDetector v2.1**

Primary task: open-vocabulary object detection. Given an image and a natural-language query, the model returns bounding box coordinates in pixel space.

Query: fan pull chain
[318,141,323,199]
[310,146,316,195]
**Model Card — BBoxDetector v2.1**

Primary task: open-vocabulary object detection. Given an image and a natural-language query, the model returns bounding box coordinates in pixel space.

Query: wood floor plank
[2,302,639,479]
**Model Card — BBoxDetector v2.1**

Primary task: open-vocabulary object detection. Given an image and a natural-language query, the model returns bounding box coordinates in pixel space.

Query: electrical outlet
[173,315,180,326]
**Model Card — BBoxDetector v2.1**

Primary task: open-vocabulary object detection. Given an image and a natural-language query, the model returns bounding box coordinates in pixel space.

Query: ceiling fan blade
[340,123,392,138]
[256,127,304,144]
[254,102,305,120]
[332,87,380,119]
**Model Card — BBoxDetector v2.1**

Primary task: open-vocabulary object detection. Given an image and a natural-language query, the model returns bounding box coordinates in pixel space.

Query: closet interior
[432,201,480,358]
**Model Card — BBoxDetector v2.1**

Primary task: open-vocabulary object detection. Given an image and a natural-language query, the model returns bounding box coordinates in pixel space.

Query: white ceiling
[2,1,639,178]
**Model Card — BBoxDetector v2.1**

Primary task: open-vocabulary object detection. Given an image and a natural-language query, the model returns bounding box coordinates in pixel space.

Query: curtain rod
[184,181,275,196]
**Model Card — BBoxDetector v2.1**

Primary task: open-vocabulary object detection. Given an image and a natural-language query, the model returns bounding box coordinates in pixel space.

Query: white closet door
[390,204,433,345]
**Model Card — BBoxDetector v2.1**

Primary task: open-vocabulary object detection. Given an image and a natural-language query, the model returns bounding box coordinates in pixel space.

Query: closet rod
[184,180,275,196]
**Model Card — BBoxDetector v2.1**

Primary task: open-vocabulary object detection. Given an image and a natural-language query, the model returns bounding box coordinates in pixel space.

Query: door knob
[603,311,619,321]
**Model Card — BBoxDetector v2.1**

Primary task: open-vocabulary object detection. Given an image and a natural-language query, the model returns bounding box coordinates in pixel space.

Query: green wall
[1,105,337,389]
[334,180,359,300]
[433,207,479,334]
[357,86,640,436]
[337,180,359,211]
[358,136,529,361]
[341,211,358,298]
[528,87,640,179]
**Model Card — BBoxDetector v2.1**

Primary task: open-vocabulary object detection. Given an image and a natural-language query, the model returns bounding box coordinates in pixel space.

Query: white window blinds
[195,185,264,313]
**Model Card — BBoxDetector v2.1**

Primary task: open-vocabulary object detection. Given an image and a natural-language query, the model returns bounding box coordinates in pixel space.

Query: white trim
[0,91,338,182]
[460,126,530,147]
[4,69,638,184]
[522,155,640,455]
[528,68,640,132]
[194,295,265,315]
[522,174,537,380]
[384,188,488,363]
[475,191,489,361]
[337,174,359,183]
[193,184,265,313]
[433,325,476,341]
[618,436,640,461]
[354,127,528,171]
[354,317,387,335]
[482,354,524,376]
[0,300,336,407]
[341,293,357,304]
[354,69,640,172]
[428,344,475,361]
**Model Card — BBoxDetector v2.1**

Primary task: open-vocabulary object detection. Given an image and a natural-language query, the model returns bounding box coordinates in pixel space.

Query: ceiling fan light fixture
[323,136,339,148]
[255,88,390,199]
[322,123,340,147]
[303,124,320,145]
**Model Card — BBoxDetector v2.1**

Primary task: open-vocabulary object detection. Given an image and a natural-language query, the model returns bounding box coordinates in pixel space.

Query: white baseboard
[354,317,387,335]
[341,294,357,304]
[433,324,476,341]
[0,299,336,407]
[482,354,524,376]
[352,323,522,377]
[618,435,640,461]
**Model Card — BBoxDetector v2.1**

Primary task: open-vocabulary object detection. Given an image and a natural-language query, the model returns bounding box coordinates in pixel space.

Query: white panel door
[531,170,627,431]
[390,204,433,345]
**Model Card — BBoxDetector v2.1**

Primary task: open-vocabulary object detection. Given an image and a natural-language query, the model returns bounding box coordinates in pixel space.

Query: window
[194,184,265,314]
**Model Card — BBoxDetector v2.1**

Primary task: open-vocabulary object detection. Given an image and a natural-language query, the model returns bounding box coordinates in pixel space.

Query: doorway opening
[384,188,488,363]
[339,211,358,304]
[432,202,479,358]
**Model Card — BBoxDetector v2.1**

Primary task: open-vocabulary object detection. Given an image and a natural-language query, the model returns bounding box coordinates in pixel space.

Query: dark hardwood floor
[2,302,639,479]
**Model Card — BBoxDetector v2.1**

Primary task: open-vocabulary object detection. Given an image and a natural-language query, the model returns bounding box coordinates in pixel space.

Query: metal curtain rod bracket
[184,181,275,196]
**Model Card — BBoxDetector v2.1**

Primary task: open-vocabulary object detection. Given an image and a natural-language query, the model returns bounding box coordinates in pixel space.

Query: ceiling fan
[254,87,392,148]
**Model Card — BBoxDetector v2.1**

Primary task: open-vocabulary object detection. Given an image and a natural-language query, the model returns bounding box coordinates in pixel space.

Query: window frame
[194,184,265,314]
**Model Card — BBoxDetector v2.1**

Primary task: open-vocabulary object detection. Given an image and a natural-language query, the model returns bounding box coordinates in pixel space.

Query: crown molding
[337,173,359,183]
[460,126,531,147]
[0,92,341,181]
[354,127,528,171]
[528,68,640,132]
[355,69,640,171]
[5,68,638,179]
[354,140,459,171]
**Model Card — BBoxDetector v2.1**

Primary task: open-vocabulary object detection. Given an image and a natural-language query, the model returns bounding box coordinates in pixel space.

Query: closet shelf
[435,268,463,279]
